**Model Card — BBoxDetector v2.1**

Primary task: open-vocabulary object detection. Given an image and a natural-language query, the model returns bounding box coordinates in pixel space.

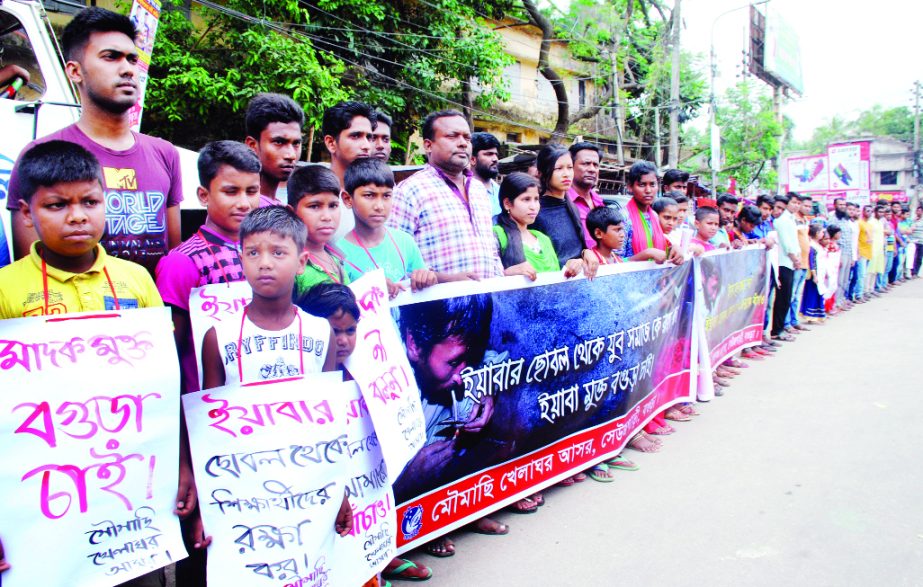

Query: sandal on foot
[606,454,639,470]
[557,476,576,487]
[650,424,675,435]
[423,537,455,558]
[665,409,692,422]
[470,517,509,536]
[588,464,614,483]
[628,432,661,453]
[507,497,538,514]
[382,558,433,582]
[529,492,545,507]
[678,403,700,416]
[573,472,588,483]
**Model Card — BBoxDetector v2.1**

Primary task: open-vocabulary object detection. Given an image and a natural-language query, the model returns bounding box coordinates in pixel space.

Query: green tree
[142,0,514,162]
[799,105,913,153]
[690,79,783,191]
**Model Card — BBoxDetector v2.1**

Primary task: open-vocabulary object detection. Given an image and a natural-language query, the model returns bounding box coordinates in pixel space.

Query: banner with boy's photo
[388,261,697,551]
[696,246,770,367]
[0,308,186,587]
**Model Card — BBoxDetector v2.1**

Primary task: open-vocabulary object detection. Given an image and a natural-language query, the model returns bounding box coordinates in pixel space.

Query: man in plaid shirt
[388,110,504,279]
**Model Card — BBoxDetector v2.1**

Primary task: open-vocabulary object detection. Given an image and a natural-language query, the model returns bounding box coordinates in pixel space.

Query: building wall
[869,138,913,192]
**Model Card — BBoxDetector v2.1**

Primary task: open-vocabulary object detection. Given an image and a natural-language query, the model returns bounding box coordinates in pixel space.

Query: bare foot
[423,536,455,557]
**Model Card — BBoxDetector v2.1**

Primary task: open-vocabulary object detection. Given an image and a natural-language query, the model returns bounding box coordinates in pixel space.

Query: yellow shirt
[857,219,872,260]
[0,243,163,319]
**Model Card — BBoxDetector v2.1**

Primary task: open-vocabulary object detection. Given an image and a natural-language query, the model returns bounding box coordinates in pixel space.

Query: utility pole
[667,0,681,169]
[654,106,662,168]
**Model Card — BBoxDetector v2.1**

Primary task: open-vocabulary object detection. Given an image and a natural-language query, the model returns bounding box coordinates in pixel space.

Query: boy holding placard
[156,140,262,394]
[200,205,337,387]
[0,140,194,586]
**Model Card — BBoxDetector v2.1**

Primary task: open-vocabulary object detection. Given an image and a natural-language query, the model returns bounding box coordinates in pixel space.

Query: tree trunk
[522,0,569,139]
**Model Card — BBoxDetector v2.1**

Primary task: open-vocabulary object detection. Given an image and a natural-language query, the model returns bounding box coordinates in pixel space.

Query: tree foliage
[143,0,514,160]
[799,105,914,153]
[688,79,783,191]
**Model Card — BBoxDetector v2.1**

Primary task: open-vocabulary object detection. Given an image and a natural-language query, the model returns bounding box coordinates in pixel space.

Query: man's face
[409,335,469,395]
[874,207,884,219]
[758,202,772,220]
[326,116,373,166]
[891,202,901,215]
[862,206,872,219]
[772,201,786,218]
[787,198,801,214]
[425,115,471,174]
[916,207,923,219]
[66,31,139,114]
[718,202,737,227]
[800,199,813,216]
[248,121,303,186]
[572,149,600,191]
[371,122,392,161]
[835,199,847,215]
[665,180,687,194]
[472,147,499,180]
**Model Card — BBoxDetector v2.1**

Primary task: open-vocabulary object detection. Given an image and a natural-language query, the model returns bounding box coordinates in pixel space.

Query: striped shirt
[387,164,503,278]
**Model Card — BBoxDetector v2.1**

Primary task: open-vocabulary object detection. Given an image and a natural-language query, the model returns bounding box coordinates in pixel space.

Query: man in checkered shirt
[387,110,504,280]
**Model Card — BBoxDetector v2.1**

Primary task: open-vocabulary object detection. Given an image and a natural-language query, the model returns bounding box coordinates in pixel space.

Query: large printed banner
[389,261,696,551]
[345,271,427,476]
[0,307,186,587]
[787,154,829,193]
[698,247,769,368]
[183,378,395,586]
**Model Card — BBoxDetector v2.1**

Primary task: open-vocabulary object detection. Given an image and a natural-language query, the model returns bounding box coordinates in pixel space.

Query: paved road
[418,279,923,587]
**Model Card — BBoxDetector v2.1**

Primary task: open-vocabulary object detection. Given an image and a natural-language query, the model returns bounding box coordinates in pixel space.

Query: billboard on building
[827,142,871,191]
[787,154,828,193]
[763,9,803,94]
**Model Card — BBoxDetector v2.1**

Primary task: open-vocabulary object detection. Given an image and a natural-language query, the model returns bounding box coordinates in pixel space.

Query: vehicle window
[0,11,47,101]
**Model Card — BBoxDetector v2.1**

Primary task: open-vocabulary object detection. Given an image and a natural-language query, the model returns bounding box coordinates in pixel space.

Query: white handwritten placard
[188,280,252,388]
[183,378,394,586]
[0,307,186,587]
[346,271,427,476]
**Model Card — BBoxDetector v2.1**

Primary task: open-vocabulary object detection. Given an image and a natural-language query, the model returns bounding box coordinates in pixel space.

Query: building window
[579,80,586,110]
[880,170,898,185]
[506,132,522,143]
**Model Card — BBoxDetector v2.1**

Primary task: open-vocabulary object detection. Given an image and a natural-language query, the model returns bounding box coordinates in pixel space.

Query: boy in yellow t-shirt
[0,141,162,318]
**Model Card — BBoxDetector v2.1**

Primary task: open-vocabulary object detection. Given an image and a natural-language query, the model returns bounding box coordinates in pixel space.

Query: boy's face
[759,202,772,220]
[740,218,756,234]
[595,223,625,252]
[718,202,737,227]
[326,116,373,166]
[787,198,801,214]
[372,123,392,161]
[198,165,261,235]
[247,122,303,187]
[294,192,341,245]
[22,180,106,259]
[241,231,307,298]
[343,184,393,230]
[696,213,720,240]
[772,201,786,218]
[658,204,679,234]
[665,180,686,194]
[328,308,358,365]
[676,202,689,222]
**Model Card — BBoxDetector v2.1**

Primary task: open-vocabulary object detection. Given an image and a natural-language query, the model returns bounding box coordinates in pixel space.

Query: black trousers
[772,266,794,336]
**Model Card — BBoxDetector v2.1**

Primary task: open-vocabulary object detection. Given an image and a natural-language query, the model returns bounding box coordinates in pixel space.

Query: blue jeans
[786,268,807,327]
[854,258,868,299]
[877,252,894,290]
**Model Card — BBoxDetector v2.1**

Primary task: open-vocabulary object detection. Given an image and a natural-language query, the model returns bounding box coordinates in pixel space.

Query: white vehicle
[0,0,199,266]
